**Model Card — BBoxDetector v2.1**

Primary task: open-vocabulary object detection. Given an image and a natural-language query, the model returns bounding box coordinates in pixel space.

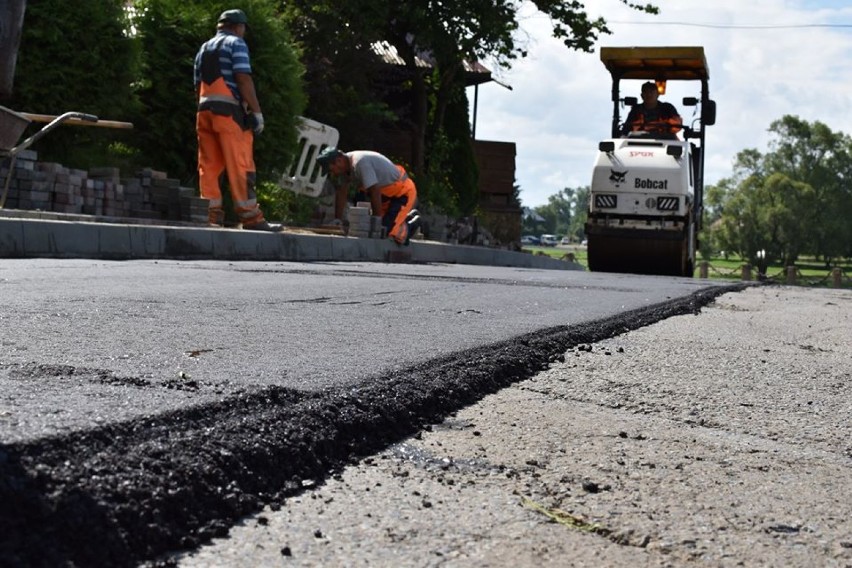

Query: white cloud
[469,0,852,207]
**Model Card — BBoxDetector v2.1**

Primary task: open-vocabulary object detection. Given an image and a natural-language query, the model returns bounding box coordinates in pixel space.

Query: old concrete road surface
[2,258,746,566]
[175,285,852,568]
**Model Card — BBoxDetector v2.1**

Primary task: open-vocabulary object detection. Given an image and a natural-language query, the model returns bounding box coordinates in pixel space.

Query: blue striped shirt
[193,31,252,101]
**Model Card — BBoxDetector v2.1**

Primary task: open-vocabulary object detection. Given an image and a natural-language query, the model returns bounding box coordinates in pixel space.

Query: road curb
[0,216,581,270]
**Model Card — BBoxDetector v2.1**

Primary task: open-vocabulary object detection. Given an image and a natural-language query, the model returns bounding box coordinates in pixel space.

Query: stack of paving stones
[1,149,42,210]
[347,204,371,238]
[1,151,208,225]
[87,167,129,217]
[180,189,208,223]
[142,169,182,221]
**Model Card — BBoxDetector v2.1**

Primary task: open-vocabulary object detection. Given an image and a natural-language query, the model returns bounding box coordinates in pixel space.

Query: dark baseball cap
[218,9,248,25]
[316,146,345,173]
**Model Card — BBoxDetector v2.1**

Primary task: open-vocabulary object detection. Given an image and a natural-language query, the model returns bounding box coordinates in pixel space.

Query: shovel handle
[21,112,133,129]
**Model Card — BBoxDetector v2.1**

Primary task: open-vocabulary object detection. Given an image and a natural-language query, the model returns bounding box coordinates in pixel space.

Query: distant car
[520,235,540,245]
[540,234,558,246]
[560,237,572,245]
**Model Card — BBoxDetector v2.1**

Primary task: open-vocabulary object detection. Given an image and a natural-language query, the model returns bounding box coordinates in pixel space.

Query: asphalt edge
[0,284,745,567]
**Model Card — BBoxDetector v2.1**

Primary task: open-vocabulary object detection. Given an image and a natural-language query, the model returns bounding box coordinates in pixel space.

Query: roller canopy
[600,47,709,81]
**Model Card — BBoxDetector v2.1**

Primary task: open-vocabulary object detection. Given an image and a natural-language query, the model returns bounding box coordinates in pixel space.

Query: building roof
[371,41,494,87]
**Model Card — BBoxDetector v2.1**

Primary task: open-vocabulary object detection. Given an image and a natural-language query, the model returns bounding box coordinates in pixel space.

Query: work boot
[243,220,284,232]
[406,209,422,243]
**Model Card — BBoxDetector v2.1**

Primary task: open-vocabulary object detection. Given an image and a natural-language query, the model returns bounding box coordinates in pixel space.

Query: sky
[467,0,852,208]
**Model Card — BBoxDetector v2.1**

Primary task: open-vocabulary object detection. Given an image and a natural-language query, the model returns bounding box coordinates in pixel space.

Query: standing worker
[622,81,683,140]
[194,8,280,231]
[316,148,420,245]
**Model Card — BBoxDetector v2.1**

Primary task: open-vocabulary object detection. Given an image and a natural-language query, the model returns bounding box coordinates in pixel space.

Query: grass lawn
[524,245,587,265]
[521,246,851,289]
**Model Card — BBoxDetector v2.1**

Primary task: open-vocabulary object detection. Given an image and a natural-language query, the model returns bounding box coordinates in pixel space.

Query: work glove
[252,112,265,135]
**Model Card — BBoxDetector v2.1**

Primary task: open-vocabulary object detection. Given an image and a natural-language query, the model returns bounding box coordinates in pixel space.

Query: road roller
[586,46,716,277]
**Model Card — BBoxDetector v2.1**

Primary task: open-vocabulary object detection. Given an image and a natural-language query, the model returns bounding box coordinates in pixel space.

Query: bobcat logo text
[609,169,628,187]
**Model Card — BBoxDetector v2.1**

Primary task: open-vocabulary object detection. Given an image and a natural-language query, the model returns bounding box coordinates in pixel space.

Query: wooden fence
[698,262,850,288]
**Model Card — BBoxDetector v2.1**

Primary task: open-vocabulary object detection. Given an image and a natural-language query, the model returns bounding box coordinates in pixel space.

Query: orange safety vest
[628,103,682,137]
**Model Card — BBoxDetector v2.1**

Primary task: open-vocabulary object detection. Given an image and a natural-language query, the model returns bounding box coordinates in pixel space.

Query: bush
[8,0,141,168]
[256,181,316,225]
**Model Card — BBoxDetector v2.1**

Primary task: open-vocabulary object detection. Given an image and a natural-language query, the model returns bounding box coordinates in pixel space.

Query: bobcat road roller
[585,46,717,277]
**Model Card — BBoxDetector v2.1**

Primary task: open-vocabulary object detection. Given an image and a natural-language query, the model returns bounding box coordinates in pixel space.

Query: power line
[610,21,852,29]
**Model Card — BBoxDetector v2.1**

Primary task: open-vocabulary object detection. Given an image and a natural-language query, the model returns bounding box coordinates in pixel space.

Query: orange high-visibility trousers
[196,109,265,226]
[378,165,416,244]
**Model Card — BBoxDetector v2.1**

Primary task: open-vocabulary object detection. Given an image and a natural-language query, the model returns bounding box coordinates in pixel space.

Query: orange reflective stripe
[234,198,258,209]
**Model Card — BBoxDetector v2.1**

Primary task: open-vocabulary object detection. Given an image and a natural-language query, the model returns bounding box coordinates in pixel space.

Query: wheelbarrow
[0,105,133,208]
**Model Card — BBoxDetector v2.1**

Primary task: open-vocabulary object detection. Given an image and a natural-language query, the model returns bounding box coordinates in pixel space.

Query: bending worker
[193,8,279,231]
[622,81,683,140]
[316,147,419,245]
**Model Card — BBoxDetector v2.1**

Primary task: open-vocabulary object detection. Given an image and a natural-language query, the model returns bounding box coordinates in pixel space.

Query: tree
[761,115,852,264]
[707,115,852,266]
[534,188,573,235]
[525,185,590,239]
[568,186,590,241]
[7,0,141,168]
[281,0,657,211]
[717,173,813,266]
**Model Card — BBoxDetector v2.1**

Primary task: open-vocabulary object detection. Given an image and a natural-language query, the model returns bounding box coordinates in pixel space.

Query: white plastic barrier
[278,117,339,197]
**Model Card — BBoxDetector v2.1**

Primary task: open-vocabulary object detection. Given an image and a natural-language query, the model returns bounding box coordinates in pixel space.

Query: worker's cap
[641,81,658,93]
[316,146,345,173]
[218,9,248,25]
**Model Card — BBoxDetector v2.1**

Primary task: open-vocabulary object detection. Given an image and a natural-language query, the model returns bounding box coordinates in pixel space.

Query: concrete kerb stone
[0,216,584,269]
[93,223,134,259]
[0,218,25,256]
[17,218,132,259]
[162,226,215,259]
[128,224,167,258]
[409,240,451,263]
[288,232,337,261]
[412,240,579,270]
[209,229,273,260]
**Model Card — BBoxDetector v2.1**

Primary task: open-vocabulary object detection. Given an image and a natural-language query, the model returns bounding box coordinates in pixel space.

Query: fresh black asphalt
[0,263,742,567]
